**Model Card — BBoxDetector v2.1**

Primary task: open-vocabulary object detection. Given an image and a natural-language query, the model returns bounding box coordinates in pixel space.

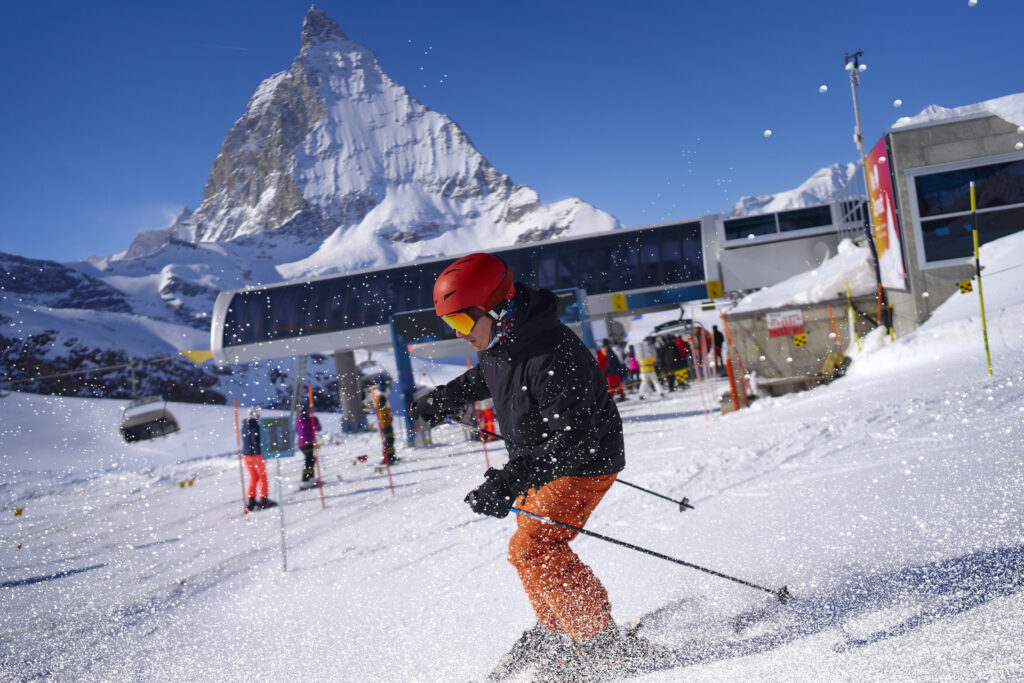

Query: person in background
[295,404,322,488]
[712,324,726,374]
[375,393,398,465]
[240,406,277,511]
[673,335,691,388]
[656,336,682,391]
[598,339,627,401]
[637,339,666,400]
[626,345,640,393]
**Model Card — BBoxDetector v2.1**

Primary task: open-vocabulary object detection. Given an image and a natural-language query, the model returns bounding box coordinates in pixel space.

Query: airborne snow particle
[819,85,828,93]
[859,64,867,72]
[968,0,977,6]
[893,99,903,108]
[1017,126,1024,134]
[1016,142,1024,151]
[763,129,772,138]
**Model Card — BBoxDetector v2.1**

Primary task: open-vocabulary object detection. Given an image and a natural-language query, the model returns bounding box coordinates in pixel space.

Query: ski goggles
[440,307,490,336]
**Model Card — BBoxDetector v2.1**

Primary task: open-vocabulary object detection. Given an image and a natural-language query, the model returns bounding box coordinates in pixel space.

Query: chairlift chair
[119,395,181,443]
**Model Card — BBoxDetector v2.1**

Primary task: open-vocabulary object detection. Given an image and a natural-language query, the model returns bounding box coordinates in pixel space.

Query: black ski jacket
[437,284,625,494]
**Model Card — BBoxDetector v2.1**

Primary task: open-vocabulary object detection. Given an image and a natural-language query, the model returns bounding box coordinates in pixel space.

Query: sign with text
[766,310,805,338]
[867,137,907,290]
[259,417,294,459]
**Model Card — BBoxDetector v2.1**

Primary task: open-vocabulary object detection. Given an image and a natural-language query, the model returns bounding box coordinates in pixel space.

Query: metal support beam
[333,350,366,433]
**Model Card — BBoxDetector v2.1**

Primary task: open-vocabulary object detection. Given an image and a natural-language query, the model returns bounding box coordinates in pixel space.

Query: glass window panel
[537,252,557,289]
[639,236,660,287]
[976,159,1024,209]
[778,205,833,232]
[609,235,639,292]
[660,230,683,283]
[922,204,1024,262]
[916,160,1024,217]
[724,214,777,240]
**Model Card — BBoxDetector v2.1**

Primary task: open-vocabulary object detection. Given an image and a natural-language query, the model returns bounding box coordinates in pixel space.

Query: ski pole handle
[447,417,696,512]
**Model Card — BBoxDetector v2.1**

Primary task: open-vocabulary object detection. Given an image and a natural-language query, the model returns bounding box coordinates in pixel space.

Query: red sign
[766,310,805,338]
[866,137,906,290]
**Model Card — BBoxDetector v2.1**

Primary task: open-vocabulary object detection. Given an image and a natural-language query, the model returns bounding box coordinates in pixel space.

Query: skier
[637,339,666,400]
[295,404,322,488]
[712,324,726,374]
[410,253,639,679]
[240,406,277,511]
[626,345,640,392]
[598,339,627,400]
[374,393,398,465]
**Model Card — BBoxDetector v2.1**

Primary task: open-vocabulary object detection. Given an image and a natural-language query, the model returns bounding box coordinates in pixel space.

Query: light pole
[844,50,889,333]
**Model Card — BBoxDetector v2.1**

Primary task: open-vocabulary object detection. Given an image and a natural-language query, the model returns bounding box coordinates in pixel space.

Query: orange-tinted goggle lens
[441,310,482,335]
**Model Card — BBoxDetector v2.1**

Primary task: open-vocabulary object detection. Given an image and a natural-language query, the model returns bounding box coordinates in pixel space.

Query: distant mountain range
[12,5,1005,406]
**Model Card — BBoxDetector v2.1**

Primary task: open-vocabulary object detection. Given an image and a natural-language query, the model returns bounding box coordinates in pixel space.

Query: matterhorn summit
[181,5,620,276]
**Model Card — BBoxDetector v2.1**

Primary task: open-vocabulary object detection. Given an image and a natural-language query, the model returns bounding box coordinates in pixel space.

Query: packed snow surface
[2,231,1024,681]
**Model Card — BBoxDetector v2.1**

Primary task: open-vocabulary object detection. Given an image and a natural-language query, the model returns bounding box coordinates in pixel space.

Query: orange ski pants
[243,455,269,499]
[508,473,617,642]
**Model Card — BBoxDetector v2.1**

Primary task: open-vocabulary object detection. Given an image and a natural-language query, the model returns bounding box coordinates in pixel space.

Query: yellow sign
[793,334,808,347]
[179,349,214,364]
[14,508,23,517]
[611,293,627,312]
[707,281,724,299]
[958,280,973,294]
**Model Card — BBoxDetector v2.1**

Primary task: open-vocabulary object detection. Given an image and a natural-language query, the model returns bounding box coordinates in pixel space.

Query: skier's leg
[508,473,618,642]
[243,455,260,499]
[255,457,269,499]
[301,445,316,481]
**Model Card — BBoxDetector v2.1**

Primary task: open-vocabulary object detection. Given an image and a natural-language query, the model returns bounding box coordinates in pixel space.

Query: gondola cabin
[120,395,180,443]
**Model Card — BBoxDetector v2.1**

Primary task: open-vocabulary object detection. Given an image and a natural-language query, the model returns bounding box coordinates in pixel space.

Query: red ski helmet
[433,253,515,330]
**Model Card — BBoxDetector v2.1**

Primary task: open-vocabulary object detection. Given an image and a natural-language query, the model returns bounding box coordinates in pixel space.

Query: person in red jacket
[410,253,648,679]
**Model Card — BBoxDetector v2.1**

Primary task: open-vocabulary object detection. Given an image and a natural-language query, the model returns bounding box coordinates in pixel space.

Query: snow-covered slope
[730,238,875,313]
[2,228,1023,681]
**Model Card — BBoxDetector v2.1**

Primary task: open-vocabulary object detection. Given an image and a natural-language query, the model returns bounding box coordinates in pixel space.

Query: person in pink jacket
[295,405,322,487]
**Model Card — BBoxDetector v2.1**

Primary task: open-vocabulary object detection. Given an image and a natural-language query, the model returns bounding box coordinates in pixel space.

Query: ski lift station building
[209,104,1024,436]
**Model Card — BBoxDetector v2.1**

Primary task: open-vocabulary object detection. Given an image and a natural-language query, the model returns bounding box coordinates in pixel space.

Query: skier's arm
[411,364,490,424]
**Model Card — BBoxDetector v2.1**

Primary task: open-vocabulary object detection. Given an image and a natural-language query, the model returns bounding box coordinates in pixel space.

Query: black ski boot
[255,497,278,510]
[246,497,258,512]
[486,623,569,681]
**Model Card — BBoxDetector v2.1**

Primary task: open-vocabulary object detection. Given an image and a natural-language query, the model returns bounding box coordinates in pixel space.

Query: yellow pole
[845,283,862,352]
[970,182,993,376]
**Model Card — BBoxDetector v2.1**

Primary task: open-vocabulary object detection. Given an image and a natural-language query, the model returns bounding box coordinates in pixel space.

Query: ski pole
[512,507,790,604]
[447,417,694,512]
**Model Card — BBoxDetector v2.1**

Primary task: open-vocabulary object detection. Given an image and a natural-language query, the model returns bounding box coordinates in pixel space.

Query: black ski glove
[465,468,517,518]
[409,388,450,427]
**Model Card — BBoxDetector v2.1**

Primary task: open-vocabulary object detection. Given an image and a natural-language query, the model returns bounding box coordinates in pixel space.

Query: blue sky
[1,0,1020,263]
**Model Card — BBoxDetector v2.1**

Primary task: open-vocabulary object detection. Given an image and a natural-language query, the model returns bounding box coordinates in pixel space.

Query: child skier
[411,253,647,679]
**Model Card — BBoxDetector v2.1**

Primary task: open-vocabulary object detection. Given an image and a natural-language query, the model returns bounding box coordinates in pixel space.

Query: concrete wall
[888,114,1023,333]
[723,295,878,379]
[718,233,842,292]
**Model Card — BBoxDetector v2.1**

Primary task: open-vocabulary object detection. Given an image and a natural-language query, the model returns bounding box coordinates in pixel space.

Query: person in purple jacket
[295,404,322,488]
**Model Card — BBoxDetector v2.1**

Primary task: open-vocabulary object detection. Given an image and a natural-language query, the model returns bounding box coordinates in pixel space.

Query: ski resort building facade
[209,106,1024,435]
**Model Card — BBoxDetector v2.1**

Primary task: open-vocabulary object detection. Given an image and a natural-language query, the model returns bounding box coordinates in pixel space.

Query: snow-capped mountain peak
[729,162,858,218]
[180,5,620,266]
